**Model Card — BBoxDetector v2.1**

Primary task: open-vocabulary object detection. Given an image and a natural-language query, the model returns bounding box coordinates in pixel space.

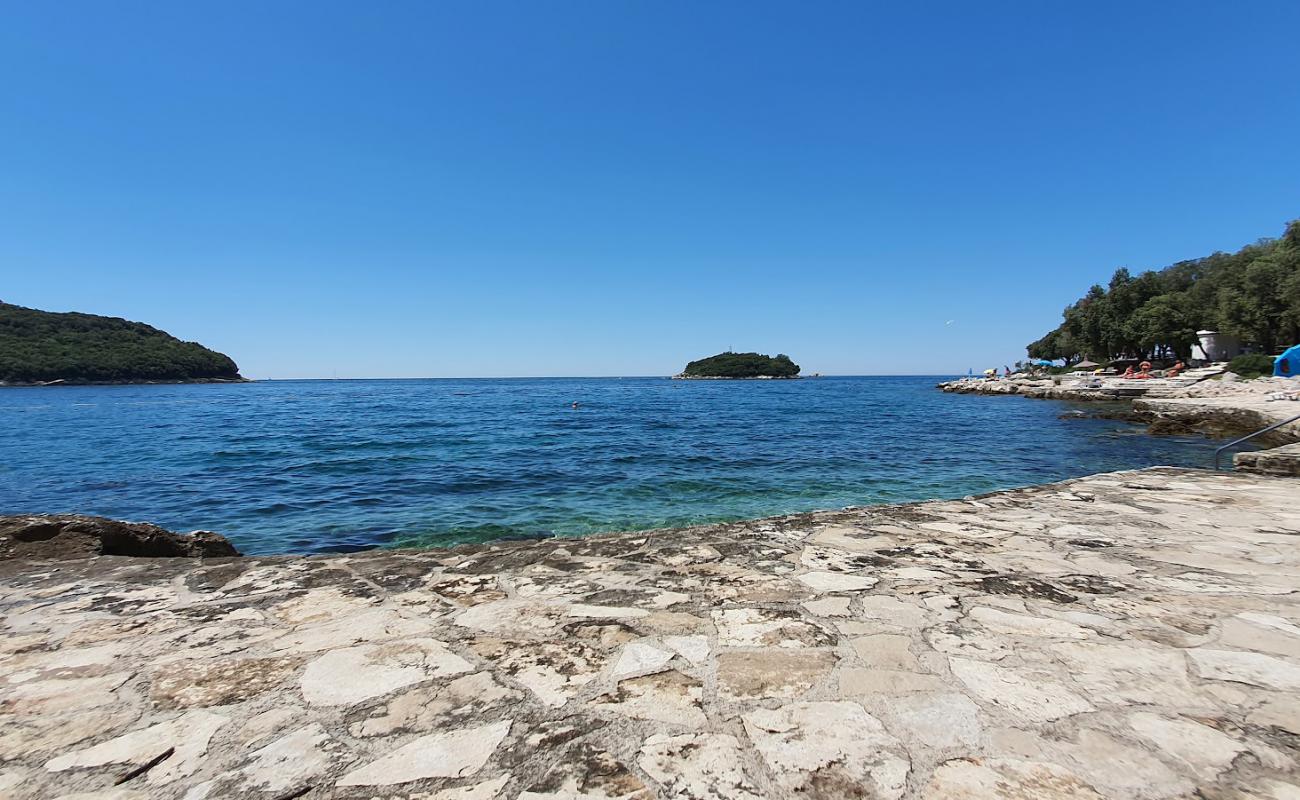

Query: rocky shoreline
[669,375,800,380]
[1,467,1297,799]
[0,377,250,387]
[940,375,1300,447]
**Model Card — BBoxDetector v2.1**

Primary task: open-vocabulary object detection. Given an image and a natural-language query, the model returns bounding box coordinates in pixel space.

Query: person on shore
[1166,360,1185,378]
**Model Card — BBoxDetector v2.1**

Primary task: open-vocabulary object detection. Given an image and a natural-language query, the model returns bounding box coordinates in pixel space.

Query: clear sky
[2,2,1298,378]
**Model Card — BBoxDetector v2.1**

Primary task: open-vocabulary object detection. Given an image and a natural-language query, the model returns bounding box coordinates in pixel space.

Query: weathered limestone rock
[0,514,240,560]
[1219,612,1300,659]
[1059,728,1189,798]
[1128,712,1247,781]
[967,606,1091,639]
[876,692,984,748]
[839,667,947,695]
[948,657,1094,722]
[717,649,838,700]
[593,669,706,727]
[858,594,930,627]
[638,733,763,800]
[45,710,227,784]
[300,638,472,706]
[237,723,335,793]
[469,638,606,707]
[611,641,674,677]
[802,595,852,617]
[352,671,518,737]
[926,757,1104,799]
[1248,697,1300,735]
[1187,649,1300,691]
[1048,641,1205,707]
[273,604,434,653]
[1235,442,1300,476]
[743,701,910,798]
[850,633,920,670]
[712,607,833,648]
[149,656,301,708]
[429,776,513,799]
[0,704,141,759]
[2,467,1297,798]
[796,570,878,594]
[429,573,507,605]
[520,743,651,799]
[661,634,709,665]
[4,671,134,715]
[453,597,571,635]
[1136,397,1300,445]
[336,719,511,786]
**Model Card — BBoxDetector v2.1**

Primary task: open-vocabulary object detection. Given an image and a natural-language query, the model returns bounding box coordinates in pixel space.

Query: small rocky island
[675,351,800,379]
[0,302,243,385]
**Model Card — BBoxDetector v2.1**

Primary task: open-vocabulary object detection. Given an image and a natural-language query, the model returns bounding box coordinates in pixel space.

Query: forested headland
[1028,220,1300,363]
[0,302,243,384]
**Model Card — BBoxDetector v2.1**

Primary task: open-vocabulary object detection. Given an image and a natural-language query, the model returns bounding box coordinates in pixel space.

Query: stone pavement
[1,467,1298,799]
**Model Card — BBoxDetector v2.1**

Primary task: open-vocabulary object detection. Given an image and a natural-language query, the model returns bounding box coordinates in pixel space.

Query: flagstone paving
[1,466,1298,799]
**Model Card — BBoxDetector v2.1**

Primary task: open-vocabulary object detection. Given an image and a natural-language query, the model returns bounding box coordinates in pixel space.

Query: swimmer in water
[571,401,580,409]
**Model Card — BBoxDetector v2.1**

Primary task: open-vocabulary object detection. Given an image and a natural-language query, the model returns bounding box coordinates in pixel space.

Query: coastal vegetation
[1227,353,1276,379]
[0,302,242,384]
[1028,220,1300,363]
[680,351,800,378]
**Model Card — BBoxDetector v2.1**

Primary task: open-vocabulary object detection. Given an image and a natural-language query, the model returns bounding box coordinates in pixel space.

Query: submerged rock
[0,514,241,560]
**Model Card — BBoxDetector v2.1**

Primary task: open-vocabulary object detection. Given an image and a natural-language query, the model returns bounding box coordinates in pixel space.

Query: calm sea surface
[1,376,1223,555]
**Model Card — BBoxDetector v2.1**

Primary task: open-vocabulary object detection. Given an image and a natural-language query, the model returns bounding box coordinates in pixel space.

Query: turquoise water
[0,377,1220,555]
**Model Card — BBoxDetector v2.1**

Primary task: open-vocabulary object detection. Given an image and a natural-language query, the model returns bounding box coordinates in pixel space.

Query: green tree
[0,303,242,383]
[1026,220,1300,363]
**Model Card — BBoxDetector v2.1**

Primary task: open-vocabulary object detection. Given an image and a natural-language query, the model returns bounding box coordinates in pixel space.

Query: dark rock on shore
[0,514,241,560]
[1134,399,1300,445]
[1058,406,1148,423]
[1234,443,1300,476]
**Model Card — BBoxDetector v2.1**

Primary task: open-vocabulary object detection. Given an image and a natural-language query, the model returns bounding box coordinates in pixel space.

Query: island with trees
[0,302,244,385]
[675,351,801,379]
[1027,219,1300,364]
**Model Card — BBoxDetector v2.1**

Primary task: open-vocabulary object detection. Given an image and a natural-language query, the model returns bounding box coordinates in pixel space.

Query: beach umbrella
[983,368,997,375]
[1075,360,1100,368]
[1033,359,1055,366]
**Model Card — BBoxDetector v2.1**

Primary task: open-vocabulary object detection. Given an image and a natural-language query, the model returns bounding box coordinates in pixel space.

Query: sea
[0,376,1225,555]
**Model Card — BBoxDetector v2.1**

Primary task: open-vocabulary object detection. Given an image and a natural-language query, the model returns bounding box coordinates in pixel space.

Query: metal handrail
[1213,411,1300,470]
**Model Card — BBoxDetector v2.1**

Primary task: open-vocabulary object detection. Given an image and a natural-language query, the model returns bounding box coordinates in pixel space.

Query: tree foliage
[1028,220,1300,363]
[1227,353,1275,379]
[681,351,800,378]
[0,302,242,383]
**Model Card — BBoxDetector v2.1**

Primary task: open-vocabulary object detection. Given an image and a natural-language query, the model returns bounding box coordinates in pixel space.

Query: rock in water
[0,514,241,560]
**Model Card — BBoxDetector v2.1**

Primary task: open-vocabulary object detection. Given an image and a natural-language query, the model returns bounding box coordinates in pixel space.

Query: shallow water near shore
[0,376,1223,555]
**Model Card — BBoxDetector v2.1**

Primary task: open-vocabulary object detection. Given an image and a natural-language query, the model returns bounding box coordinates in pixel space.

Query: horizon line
[247,373,966,381]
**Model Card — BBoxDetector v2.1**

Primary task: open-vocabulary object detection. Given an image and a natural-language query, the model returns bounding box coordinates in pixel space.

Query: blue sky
[2,2,1298,378]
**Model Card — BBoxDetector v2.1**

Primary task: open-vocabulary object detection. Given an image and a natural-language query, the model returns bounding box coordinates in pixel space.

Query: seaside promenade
[2,467,1298,799]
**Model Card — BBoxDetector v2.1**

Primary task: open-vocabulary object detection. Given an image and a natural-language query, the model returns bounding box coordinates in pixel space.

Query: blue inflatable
[1276,344,1300,378]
